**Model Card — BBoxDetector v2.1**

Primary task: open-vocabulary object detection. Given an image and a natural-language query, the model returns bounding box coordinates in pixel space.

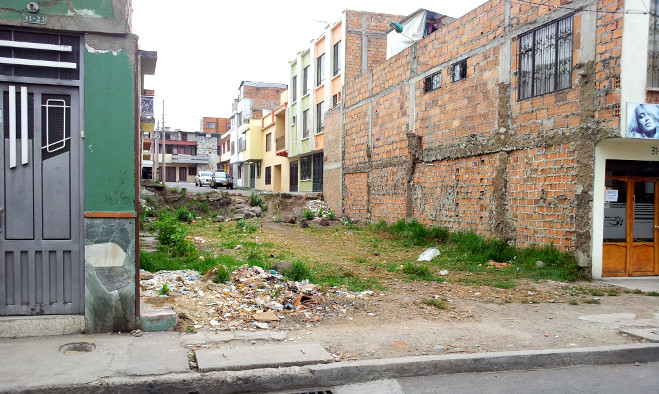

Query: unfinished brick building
[325,0,659,278]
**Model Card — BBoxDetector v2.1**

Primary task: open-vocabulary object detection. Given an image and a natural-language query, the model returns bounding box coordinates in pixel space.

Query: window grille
[452,59,467,82]
[300,156,311,180]
[265,166,271,185]
[0,28,80,81]
[518,15,573,100]
[424,71,442,92]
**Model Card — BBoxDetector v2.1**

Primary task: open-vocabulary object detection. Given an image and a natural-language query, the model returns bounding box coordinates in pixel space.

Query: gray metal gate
[1,84,83,315]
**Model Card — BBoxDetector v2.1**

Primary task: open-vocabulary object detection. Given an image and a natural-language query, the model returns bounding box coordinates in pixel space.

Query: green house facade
[0,0,149,335]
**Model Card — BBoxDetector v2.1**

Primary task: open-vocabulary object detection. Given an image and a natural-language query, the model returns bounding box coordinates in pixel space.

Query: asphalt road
[330,362,659,394]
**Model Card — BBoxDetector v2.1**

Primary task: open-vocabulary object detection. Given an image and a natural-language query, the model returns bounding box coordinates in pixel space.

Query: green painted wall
[84,49,135,212]
[0,0,114,20]
[299,180,312,192]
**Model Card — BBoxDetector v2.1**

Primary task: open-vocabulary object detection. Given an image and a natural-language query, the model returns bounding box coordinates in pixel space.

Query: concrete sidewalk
[1,330,658,393]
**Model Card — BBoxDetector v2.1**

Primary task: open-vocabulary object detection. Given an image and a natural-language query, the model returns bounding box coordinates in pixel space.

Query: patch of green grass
[607,289,620,296]
[140,250,241,275]
[588,288,606,297]
[352,257,369,265]
[401,262,445,282]
[422,299,449,309]
[646,291,659,296]
[568,299,579,305]
[583,298,601,304]
[386,219,449,246]
[632,289,645,294]
[455,276,516,289]
[283,260,313,282]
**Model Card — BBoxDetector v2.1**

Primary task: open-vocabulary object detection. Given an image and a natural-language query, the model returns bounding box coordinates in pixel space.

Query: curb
[13,343,659,393]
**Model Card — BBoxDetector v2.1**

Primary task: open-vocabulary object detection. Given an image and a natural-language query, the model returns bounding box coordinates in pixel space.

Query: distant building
[228,81,287,188]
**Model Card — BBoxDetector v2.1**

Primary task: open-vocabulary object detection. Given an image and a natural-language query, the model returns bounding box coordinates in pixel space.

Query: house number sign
[652,147,659,155]
[22,14,46,24]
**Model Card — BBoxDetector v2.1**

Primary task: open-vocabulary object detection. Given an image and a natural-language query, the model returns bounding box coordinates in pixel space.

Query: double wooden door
[603,176,659,276]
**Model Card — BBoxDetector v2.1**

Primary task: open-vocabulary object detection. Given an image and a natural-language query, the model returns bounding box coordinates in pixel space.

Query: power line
[514,0,651,15]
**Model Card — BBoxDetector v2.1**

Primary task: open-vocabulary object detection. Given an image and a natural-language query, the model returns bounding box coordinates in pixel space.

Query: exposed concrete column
[361,13,368,75]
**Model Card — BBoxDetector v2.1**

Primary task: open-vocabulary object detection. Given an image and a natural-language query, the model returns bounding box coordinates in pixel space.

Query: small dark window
[265,166,272,185]
[300,156,312,180]
[189,166,197,176]
[333,41,342,76]
[292,75,298,102]
[317,53,325,86]
[302,109,310,139]
[452,59,467,82]
[257,161,262,177]
[303,66,310,95]
[316,101,325,133]
[424,71,442,92]
[266,133,272,151]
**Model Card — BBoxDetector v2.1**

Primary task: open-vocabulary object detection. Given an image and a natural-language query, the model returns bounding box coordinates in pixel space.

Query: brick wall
[243,85,287,111]
[333,0,624,266]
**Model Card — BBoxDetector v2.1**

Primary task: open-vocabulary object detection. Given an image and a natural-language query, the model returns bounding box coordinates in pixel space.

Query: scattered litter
[130,329,143,337]
[487,260,512,268]
[140,265,367,331]
[439,270,449,276]
[418,248,440,262]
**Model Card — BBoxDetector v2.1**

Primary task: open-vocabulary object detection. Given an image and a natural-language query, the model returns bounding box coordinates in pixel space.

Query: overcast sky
[131,1,487,132]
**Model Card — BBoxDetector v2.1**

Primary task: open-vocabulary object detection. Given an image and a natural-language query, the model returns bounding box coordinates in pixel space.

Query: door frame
[602,175,659,276]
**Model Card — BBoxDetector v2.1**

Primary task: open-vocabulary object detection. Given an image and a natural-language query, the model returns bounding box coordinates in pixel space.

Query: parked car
[211,172,233,189]
[195,171,213,187]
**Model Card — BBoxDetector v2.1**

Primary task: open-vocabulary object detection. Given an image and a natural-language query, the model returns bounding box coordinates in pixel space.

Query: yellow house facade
[260,97,290,192]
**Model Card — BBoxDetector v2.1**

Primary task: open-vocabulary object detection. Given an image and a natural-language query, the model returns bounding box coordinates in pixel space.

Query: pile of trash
[140,265,373,331]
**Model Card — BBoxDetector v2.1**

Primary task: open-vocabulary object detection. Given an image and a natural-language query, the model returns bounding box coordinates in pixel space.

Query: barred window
[519,15,573,100]
[452,59,467,82]
[300,156,311,180]
[265,166,272,185]
[424,71,442,92]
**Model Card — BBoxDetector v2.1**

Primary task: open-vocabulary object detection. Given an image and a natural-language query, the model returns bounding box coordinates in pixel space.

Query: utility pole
[161,99,166,184]
[153,120,159,182]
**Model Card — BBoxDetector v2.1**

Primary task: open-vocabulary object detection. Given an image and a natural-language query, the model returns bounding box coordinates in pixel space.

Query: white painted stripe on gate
[9,85,16,168]
[21,86,28,165]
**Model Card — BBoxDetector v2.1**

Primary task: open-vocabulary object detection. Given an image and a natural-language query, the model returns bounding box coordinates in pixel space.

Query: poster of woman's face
[627,103,659,139]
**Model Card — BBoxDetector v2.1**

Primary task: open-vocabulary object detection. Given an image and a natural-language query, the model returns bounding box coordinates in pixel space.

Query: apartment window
[257,161,262,177]
[165,133,172,140]
[333,41,342,76]
[424,71,442,92]
[300,156,312,180]
[239,137,246,151]
[519,15,573,100]
[332,93,340,107]
[226,123,231,131]
[206,121,216,129]
[317,53,325,86]
[265,166,272,185]
[316,101,325,133]
[181,133,187,141]
[303,66,310,95]
[189,166,197,176]
[452,59,467,82]
[231,141,235,155]
[292,75,298,102]
[266,133,272,151]
[302,109,310,139]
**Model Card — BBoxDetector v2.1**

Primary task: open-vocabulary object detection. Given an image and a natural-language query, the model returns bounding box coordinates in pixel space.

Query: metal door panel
[1,84,82,315]
[312,153,323,192]
[290,160,298,192]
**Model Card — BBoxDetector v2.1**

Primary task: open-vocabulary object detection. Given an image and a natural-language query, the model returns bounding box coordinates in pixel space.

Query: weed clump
[283,261,313,281]
[152,212,197,257]
[214,266,231,283]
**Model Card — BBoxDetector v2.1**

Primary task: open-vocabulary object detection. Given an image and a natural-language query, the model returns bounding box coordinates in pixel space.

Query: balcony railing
[276,136,285,151]
[141,95,154,118]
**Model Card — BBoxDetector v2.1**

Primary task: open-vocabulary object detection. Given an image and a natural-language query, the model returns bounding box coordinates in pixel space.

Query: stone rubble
[140,265,375,332]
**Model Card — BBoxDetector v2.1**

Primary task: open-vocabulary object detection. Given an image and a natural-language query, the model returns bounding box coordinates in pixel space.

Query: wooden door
[603,176,659,276]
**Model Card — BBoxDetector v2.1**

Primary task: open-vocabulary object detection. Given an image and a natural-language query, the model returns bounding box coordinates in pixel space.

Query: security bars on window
[518,15,573,100]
